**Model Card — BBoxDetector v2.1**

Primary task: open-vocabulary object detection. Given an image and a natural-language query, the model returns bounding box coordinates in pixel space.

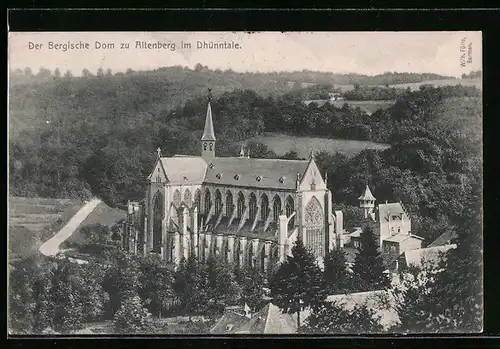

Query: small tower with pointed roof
[201,88,216,161]
[358,185,376,219]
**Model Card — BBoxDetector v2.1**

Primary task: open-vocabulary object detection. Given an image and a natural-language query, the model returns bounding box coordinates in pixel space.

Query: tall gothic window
[215,190,222,217]
[152,192,164,254]
[260,194,269,221]
[249,193,257,222]
[304,196,325,259]
[272,195,282,222]
[173,189,181,207]
[204,189,211,215]
[194,189,201,213]
[237,192,245,218]
[225,191,233,217]
[183,189,192,207]
[285,196,295,227]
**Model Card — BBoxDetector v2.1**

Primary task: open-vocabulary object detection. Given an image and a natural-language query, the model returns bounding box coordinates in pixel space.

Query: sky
[8,31,482,77]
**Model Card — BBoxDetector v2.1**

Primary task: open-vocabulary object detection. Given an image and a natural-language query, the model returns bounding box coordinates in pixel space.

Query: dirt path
[39,198,102,257]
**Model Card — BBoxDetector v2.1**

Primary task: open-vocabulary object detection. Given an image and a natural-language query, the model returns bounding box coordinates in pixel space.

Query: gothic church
[123,96,345,271]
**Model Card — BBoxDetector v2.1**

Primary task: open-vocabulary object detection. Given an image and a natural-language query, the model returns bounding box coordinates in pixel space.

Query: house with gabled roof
[210,302,298,334]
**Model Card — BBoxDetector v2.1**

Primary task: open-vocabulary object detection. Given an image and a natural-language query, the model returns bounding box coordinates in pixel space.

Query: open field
[245,133,390,159]
[303,99,395,115]
[8,197,84,262]
[331,78,481,92]
[61,201,126,250]
[387,78,482,91]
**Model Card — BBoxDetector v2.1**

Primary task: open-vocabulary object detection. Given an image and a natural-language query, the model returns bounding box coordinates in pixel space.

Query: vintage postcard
[8,31,483,335]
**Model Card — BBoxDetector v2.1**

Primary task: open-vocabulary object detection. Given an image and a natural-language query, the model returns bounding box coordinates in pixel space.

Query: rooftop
[384,233,424,244]
[378,202,406,222]
[404,244,457,268]
[427,231,459,248]
[204,157,309,190]
[159,156,208,184]
[358,185,376,201]
[210,303,297,334]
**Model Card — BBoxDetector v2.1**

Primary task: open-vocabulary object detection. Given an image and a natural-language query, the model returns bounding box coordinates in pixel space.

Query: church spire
[201,88,216,142]
[201,88,216,161]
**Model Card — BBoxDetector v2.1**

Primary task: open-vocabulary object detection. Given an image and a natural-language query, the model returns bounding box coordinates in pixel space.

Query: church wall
[200,183,299,229]
[298,160,327,192]
[300,189,331,259]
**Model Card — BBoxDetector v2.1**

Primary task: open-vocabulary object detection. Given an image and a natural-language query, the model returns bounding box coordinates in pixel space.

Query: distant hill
[386,78,482,91]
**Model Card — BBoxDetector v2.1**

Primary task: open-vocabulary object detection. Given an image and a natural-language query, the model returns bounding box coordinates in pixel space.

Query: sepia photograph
[7,31,483,335]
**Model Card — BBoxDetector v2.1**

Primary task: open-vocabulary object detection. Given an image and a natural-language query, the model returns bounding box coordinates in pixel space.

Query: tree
[138,254,175,317]
[64,70,73,78]
[24,67,33,77]
[82,68,92,77]
[282,149,300,160]
[74,260,109,322]
[391,263,445,333]
[106,68,113,76]
[351,226,390,292]
[54,68,61,78]
[205,256,241,315]
[113,295,163,334]
[46,257,85,333]
[8,257,46,333]
[97,67,104,77]
[236,265,266,312]
[323,248,350,294]
[80,223,111,245]
[300,301,383,334]
[102,251,141,317]
[172,256,209,318]
[269,237,327,328]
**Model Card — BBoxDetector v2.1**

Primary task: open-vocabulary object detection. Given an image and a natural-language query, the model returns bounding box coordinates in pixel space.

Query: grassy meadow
[8,197,84,262]
[245,133,390,159]
[387,78,482,91]
[61,202,127,252]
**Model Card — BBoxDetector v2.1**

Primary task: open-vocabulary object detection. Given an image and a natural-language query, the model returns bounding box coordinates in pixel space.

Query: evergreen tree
[323,248,350,294]
[300,301,383,334]
[352,226,390,292]
[269,237,327,328]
